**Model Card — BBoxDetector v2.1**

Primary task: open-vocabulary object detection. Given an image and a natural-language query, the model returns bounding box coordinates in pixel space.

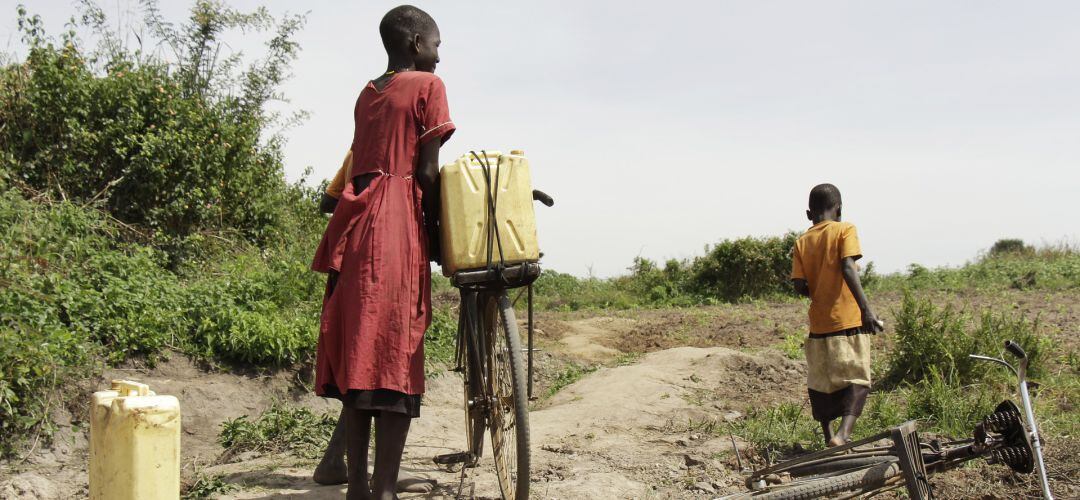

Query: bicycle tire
[483,292,531,500]
[784,455,898,478]
[753,461,901,499]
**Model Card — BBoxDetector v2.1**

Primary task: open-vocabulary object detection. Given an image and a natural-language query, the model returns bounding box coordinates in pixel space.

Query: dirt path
[199,347,800,499]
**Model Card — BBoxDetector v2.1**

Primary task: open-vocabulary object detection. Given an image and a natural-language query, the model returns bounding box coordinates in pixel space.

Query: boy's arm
[792,278,810,297]
[416,139,442,264]
[841,257,883,333]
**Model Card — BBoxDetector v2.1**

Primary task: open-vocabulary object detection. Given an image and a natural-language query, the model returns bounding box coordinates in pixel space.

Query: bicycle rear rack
[892,421,931,500]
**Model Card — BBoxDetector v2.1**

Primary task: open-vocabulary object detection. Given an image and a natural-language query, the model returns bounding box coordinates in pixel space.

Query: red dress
[311,71,454,399]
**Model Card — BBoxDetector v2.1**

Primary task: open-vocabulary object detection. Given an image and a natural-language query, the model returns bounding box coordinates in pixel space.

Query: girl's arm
[319,193,339,214]
[416,139,442,263]
[841,257,882,333]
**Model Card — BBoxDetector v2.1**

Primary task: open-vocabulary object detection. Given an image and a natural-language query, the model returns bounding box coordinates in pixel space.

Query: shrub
[884,292,1051,387]
[688,232,798,302]
[0,2,304,248]
[989,238,1032,257]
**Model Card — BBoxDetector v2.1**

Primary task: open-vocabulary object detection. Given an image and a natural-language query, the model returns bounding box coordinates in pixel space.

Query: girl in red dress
[311,6,453,499]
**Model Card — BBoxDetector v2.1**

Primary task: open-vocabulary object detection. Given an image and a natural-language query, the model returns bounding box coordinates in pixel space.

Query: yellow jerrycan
[439,150,540,276]
[89,380,181,500]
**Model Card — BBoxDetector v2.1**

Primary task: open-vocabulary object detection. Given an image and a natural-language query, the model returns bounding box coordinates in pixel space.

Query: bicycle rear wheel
[482,291,530,500]
[462,299,486,466]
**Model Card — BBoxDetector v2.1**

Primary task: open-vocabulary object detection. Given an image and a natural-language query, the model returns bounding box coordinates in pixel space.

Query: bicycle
[724,340,1054,500]
[433,187,554,500]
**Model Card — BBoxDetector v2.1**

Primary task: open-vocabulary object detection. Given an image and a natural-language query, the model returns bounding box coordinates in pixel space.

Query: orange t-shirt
[791,220,863,334]
[324,149,353,199]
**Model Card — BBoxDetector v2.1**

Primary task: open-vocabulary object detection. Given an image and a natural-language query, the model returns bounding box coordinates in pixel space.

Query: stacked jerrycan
[90,380,181,500]
[439,150,540,276]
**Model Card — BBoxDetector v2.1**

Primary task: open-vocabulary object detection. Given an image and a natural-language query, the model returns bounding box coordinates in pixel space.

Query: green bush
[687,232,798,302]
[989,238,1032,257]
[0,2,303,248]
[884,292,1051,387]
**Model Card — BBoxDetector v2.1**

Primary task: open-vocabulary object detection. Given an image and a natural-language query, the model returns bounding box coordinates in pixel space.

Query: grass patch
[727,402,823,458]
[545,363,599,399]
[218,402,337,460]
[884,291,1052,387]
[182,472,237,500]
[778,330,805,360]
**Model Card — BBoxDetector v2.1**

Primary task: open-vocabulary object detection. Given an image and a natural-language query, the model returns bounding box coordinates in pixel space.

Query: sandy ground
[2,290,1078,499]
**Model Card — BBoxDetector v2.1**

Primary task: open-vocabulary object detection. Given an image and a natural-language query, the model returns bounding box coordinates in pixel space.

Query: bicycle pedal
[433,451,472,465]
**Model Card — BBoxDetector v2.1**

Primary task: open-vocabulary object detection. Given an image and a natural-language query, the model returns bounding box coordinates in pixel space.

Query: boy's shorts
[805,327,872,422]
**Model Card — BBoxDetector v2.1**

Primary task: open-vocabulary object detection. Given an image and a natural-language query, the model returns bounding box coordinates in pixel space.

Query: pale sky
[4,1,1079,277]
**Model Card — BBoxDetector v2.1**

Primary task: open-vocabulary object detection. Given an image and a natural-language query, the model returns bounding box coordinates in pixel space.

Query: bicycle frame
[738,340,1055,500]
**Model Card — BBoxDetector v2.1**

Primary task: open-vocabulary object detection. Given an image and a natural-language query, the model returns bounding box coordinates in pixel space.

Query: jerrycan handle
[110,379,155,397]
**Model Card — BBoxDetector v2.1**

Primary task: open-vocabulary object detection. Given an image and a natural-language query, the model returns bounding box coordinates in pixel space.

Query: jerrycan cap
[110,379,155,397]
[509,149,525,156]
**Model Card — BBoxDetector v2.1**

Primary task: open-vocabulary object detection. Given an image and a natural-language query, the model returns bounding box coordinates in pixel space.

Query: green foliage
[218,401,337,459]
[989,238,1032,256]
[532,233,799,310]
[424,305,458,371]
[884,292,1051,387]
[779,331,805,360]
[545,363,599,399]
[727,402,822,457]
[688,233,799,302]
[869,242,1080,293]
[182,473,236,500]
[904,369,1001,438]
[0,2,304,249]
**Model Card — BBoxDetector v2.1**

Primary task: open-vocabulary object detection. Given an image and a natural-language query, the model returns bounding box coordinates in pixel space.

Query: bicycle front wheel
[751,460,901,499]
[482,291,530,500]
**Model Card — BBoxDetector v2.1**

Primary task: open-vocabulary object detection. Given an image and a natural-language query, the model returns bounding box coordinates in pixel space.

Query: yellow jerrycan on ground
[90,380,181,500]
[439,150,540,276]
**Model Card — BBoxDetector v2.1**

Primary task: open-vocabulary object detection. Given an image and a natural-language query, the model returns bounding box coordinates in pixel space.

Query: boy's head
[807,183,842,223]
[379,5,441,73]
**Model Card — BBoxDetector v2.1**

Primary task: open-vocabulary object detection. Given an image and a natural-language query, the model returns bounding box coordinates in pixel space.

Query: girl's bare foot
[827,436,847,448]
[313,455,348,485]
[396,474,437,493]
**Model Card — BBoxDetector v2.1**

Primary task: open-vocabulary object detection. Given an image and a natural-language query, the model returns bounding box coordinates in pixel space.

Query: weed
[726,402,823,457]
[182,472,236,499]
[779,331,805,360]
[884,292,1051,387]
[905,368,1001,438]
[545,363,599,399]
[218,402,337,460]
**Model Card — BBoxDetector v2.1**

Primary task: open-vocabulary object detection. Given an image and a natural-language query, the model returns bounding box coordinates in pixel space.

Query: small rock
[693,481,717,494]
[236,450,260,462]
[684,454,705,467]
[1,472,59,499]
[689,433,701,441]
[723,410,743,422]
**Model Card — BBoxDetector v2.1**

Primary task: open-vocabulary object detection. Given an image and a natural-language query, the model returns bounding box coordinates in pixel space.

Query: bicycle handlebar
[1005,340,1027,360]
[532,189,554,207]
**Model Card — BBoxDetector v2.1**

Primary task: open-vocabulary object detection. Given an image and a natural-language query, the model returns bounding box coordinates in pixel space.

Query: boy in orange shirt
[791,183,883,447]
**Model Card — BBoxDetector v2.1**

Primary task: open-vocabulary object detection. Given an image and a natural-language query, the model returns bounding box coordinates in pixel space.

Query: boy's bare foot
[827,436,847,448]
